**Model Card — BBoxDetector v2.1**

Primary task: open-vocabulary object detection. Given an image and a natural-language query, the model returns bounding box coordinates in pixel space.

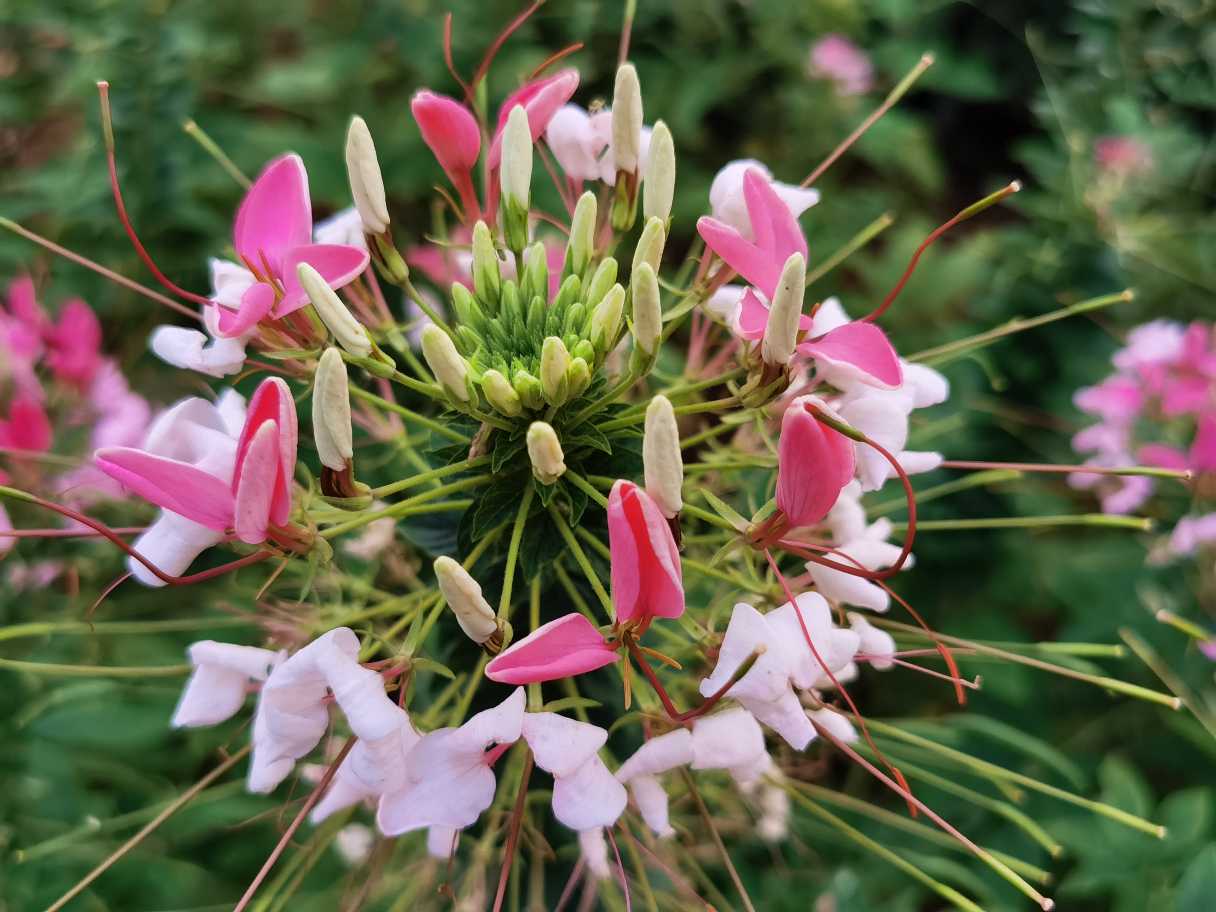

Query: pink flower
[1168,513,1216,557]
[698,168,808,299]
[521,712,625,834]
[1094,136,1152,176]
[544,103,654,187]
[1192,413,1216,473]
[96,377,298,551]
[44,298,103,386]
[1074,375,1144,422]
[1113,320,1184,371]
[172,641,283,728]
[411,90,482,186]
[486,69,580,170]
[808,35,874,96]
[776,396,855,527]
[0,394,52,452]
[608,480,684,625]
[708,160,819,241]
[213,155,369,337]
[485,613,620,685]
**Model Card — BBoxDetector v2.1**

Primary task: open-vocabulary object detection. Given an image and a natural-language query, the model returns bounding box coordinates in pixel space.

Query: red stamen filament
[442,13,475,106]
[471,1,545,92]
[96,82,213,309]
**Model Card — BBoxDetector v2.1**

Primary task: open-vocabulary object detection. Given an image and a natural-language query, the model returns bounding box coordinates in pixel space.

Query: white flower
[708,159,819,240]
[848,611,897,670]
[377,688,525,835]
[172,641,283,728]
[314,208,370,250]
[807,518,911,613]
[544,104,654,186]
[522,712,626,833]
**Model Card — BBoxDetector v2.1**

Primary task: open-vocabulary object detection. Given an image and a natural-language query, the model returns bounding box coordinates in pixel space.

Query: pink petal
[487,69,581,169]
[234,154,313,276]
[216,282,275,338]
[696,216,781,298]
[46,298,102,386]
[736,288,770,340]
[276,244,370,316]
[234,377,297,526]
[800,322,904,389]
[233,419,279,543]
[742,168,807,263]
[1074,375,1144,420]
[1191,413,1216,473]
[1138,443,1188,471]
[95,447,235,530]
[5,275,46,328]
[485,613,619,685]
[608,480,684,625]
[1,395,52,451]
[776,398,856,527]
[411,90,482,184]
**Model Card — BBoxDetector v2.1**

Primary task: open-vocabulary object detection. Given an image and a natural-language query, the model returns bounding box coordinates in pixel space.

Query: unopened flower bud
[612,64,644,174]
[345,116,390,235]
[584,258,618,310]
[526,422,566,484]
[298,263,372,357]
[762,253,807,366]
[589,283,625,353]
[540,336,571,405]
[631,217,666,274]
[482,368,523,417]
[420,324,470,402]
[567,356,591,397]
[450,282,484,332]
[631,263,662,357]
[643,394,683,518]
[572,339,596,363]
[471,220,502,308]
[567,191,597,276]
[313,348,353,471]
[513,370,544,410]
[434,556,499,645]
[643,120,675,223]
[520,242,550,305]
[500,105,532,252]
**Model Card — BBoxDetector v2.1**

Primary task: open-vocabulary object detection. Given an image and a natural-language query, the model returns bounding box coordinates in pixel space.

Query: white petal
[807,559,890,612]
[738,689,816,751]
[615,729,692,782]
[809,297,850,335]
[629,775,674,837]
[579,827,612,879]
[149,325,246,378]
[899,450,943,475]
[690,707,766,771]
[129,512,225,587]
[545,105,604,182]
[808,707,858,744]
[314,207,369,250]
[902,362,950,408]
[427,825,460,859]
[771,181,820,219]
[376,733,497,834]
[551,756,626,831]
[522,712,607,778]
[849,612,896,670]
[698,603,791,707]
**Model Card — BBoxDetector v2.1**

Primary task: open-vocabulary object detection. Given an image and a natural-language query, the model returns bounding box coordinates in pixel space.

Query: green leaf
[951,714,1087,790]
[540,696,602,713]
[492,431,527,474]
[534,477,559,507]
[1177,844,1216,912]
[519,511,566,579]
[701,490,749,532]
[564,423,613,455]
[409,657,456,680]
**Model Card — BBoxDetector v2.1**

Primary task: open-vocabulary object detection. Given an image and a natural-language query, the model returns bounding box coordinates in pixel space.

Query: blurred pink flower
[1094,136,1152,176]
[808,35,874,96]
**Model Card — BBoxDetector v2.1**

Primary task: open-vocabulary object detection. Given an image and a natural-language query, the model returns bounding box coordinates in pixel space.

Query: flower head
[608,480,684,625]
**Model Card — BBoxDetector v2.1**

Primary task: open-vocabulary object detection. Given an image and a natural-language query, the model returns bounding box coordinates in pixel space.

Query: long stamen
[491,750,534,912]
[470,1,545,92]
[860,181,1020,324]
[941,458,1192,483]
[605,826,632,912]
[442,13,475,105]
[96,82,213,309]
[530,42,584,80]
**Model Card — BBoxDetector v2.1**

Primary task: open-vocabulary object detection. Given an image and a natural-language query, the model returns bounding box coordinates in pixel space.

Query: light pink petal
[485,613,619,685]
[1138,443,1188,471]
[522,712,607,777]
[233,420,279,543]
[551,755,627,831]
[742,168,807,263]
[172,642,281,728]
[628,775,674,837]
[411,90,482,183]
[615,729,692,782]
[1074,376,1144,421]
[800,322,904,389]
[46,298,103,385]
[689,707,766,771]
[234,377,297,526]
[127,513,225,587]
[276,244,370,315]
[234,154,313,274]
[95,447,234,530]
[776,398,856,527]
[487,69,581,169]
[6,275,45,328]
[696,216,780,298]
[1192,413,1216,473]
[736,288,770,340]
[1162,377,1212,417]
[216,282,275,338]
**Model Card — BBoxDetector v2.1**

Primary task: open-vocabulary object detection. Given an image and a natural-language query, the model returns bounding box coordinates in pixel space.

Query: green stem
[564,469,610,508]
[548,504,613,619]
[568,368,640,426]
[598,396,737,432]
[498,486,536,619]
[371,456,488,498]
[893,514,1154,533]
[349,385,469,443]
[0,658,189,677]
[321,475,491,538]
[680,503,740,532]
[0,616,253,643]
[804,212,895,287]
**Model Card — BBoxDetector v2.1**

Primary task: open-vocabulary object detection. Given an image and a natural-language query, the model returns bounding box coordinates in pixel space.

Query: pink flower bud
[410,90,482,184]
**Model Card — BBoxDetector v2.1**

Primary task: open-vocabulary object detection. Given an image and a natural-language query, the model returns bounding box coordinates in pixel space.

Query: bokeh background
[2,1,1215,909]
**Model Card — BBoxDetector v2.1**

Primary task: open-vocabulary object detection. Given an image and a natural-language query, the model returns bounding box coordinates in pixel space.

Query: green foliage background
[2,0,1215,909]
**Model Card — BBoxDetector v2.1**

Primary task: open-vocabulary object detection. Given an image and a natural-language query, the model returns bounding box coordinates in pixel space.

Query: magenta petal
[696,216,780,298]
[609,480,684,624]
[1191,413,1216,473]
[487,69,581,169]
[1138,443,1188,471]
[95,447,234,530]
[46,298,103,385]
[234,377,296,526]
[233,420,279,543]
[411,90,482,184]
[485,613,619,685]
[276,244,370,316]
[216,282,275,338]
[3,395,53,452]
[234,154,313,275]
[743,169,807,263]
[800,322,904,389]
[736,288,770,340]
[776,401,856,527]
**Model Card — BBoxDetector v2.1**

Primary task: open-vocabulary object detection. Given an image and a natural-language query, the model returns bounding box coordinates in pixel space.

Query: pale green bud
[345,115,389,234]
[513,370,544,410]
[611,64,644,174]
[540,336,571,405]
[471,220,502,308]
[567,356,591,398]
[298,262,372,357]
[643,120,675,223]
[482,368,523,417]
[632,217,666,275]
[500,105,532,252]
[420,324,470,403]
[572,339,596,363]
[526,421,566,485]
[631,262,662,357]
[520,242,549,304]
[567,191,597,277]
[434,556,499,645]
[312,348,353,471]
[589,282,625,353]
[584,258,618,311]
[643,394,683,518]
[450,282,483,331]
[761,252,806,366]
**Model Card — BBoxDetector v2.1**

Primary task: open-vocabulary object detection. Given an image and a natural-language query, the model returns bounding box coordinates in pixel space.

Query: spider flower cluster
[2,15,1182,911]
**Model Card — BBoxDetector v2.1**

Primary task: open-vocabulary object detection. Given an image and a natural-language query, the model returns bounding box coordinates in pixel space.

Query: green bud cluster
[447,216,626,418]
